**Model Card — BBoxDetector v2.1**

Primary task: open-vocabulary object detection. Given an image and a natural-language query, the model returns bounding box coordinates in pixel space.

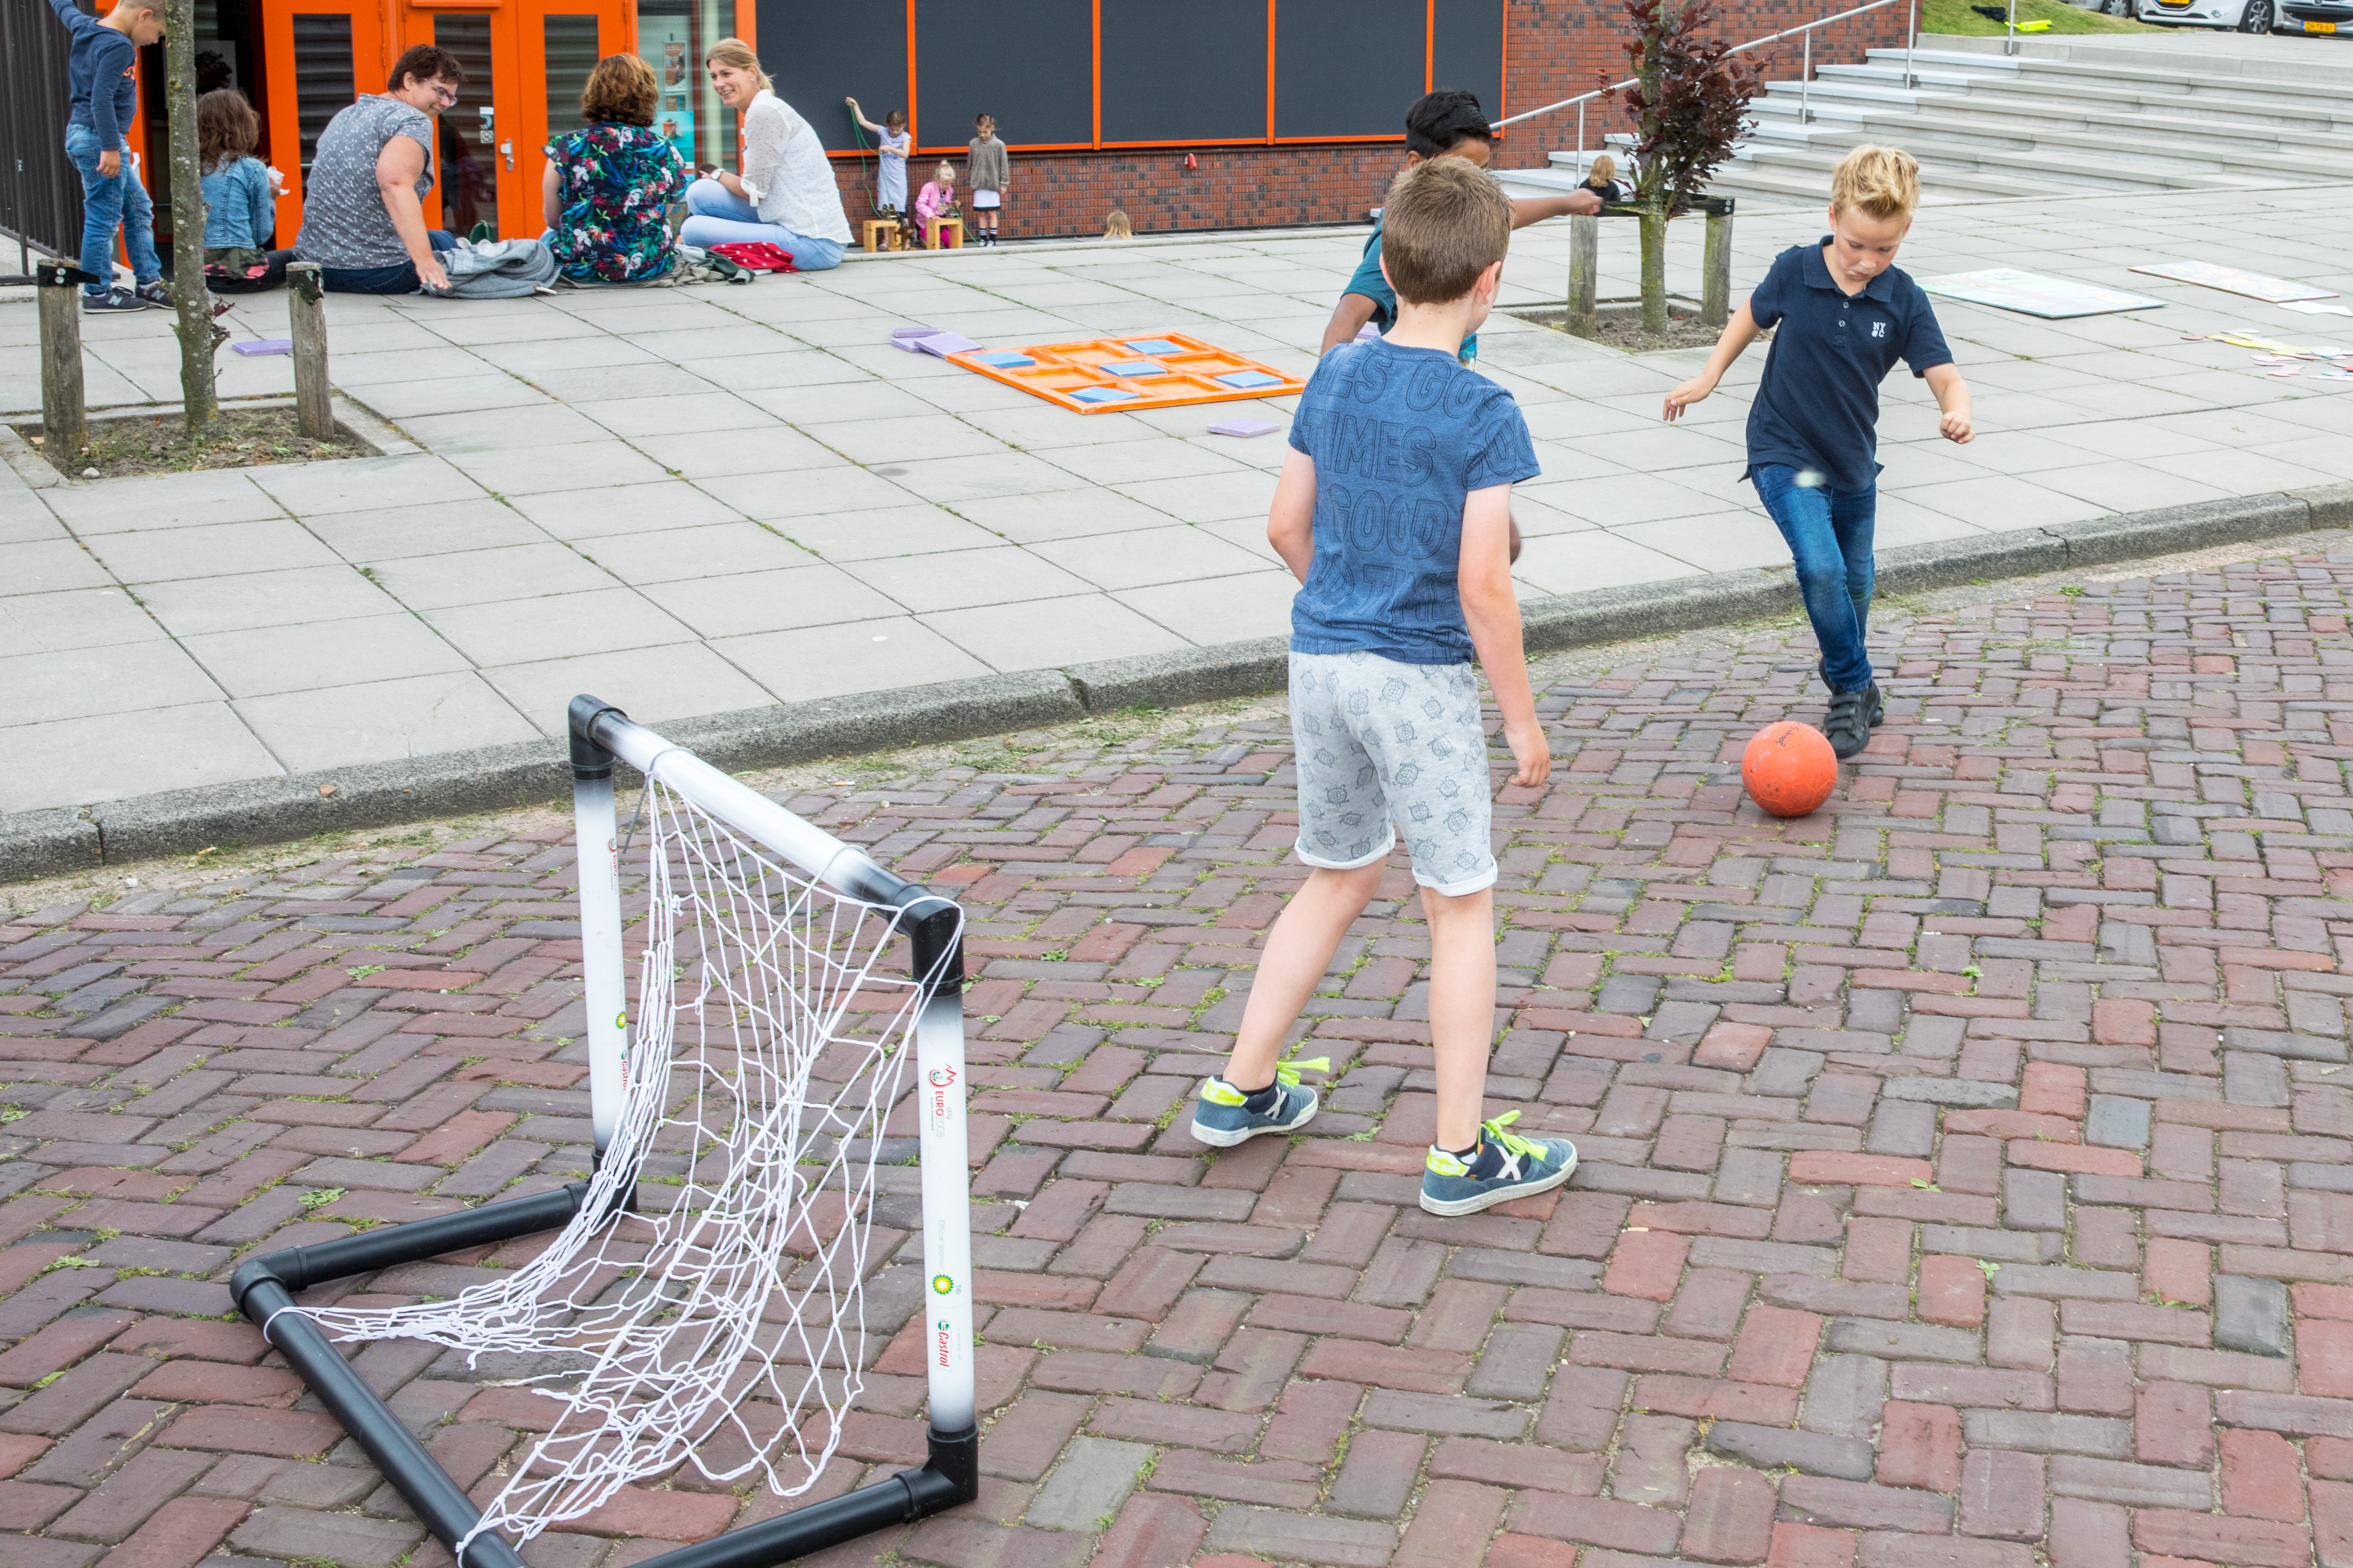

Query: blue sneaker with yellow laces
[1420,1111,1578,1216]
[1190,1055,1326,1147]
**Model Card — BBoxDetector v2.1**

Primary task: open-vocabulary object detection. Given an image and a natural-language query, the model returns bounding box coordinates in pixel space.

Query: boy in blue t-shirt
[1320,88,1600,366]
[44,0,168,311]
[1662,144,1974,759]
[1192,157,1576,1220]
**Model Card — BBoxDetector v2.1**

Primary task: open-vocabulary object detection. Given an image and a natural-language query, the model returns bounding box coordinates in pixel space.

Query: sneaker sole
[1419,1150,1579,1216]
[1190,1100,1317,1147]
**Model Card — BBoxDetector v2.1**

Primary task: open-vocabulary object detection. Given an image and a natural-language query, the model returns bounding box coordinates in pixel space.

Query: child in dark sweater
[44,0,167,310]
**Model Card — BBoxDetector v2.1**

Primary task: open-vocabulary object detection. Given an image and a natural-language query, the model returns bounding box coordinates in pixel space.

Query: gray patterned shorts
[1288,650,1497,897]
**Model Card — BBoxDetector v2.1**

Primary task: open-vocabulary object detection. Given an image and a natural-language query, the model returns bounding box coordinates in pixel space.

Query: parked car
[2122,0,2280,27]
[2278,0,2353,32]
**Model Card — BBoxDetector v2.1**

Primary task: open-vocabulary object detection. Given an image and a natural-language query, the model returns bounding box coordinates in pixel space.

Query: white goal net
[287,774,958,1556]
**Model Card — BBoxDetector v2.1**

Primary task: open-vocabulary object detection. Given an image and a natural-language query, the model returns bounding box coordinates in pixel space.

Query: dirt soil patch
[1510,307,1737,354]
[16,405,371,480]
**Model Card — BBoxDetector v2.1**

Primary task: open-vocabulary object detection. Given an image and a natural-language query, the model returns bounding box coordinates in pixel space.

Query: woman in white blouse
[678,39,851,269]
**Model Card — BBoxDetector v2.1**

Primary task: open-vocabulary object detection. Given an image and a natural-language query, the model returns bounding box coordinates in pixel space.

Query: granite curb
[6,481,2350,881]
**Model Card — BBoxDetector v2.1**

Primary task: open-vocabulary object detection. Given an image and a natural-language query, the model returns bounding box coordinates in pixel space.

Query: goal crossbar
[227,694,980,1568]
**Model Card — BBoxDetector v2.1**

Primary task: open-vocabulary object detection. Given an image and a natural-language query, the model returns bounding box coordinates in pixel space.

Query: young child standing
[1663,145,1974,759]
[966,113,1007,245]
[44,0,168,311]
[1190,157,1573,1219]
[844,97,910,213]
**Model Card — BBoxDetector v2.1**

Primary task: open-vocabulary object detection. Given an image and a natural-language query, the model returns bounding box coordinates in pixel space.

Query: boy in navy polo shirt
[1662,145,1974,758]
[1190,158,1578,1219]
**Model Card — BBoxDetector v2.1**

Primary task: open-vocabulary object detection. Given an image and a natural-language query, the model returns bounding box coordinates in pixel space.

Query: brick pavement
[8,549,2353,1568]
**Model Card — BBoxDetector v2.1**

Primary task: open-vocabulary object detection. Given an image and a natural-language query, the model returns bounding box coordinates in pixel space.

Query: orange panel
[946,332,1304,414]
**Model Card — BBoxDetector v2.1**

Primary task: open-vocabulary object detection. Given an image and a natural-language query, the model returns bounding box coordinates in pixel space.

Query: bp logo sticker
[614,1012,627,1029]
[931,1274,956,1295]
[928,1065,958,1088]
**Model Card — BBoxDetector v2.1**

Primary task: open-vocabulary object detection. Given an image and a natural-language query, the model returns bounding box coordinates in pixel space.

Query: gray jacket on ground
[426,237,558,299]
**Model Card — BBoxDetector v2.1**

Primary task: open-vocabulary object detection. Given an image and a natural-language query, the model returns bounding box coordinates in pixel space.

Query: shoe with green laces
[1190,1055,1326,1147]
[1420,1111,1578,1216]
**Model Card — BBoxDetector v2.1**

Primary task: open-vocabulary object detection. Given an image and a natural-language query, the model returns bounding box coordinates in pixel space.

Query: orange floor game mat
[946,332,1308,413]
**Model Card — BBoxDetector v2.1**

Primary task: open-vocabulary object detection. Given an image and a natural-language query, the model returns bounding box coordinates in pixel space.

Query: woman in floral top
[541,54,688,282]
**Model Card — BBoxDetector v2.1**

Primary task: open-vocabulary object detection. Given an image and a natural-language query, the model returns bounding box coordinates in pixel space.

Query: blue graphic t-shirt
[1286,337,1540,666]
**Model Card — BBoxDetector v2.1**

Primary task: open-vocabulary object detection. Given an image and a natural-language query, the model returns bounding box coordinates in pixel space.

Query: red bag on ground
[708,242,796,272]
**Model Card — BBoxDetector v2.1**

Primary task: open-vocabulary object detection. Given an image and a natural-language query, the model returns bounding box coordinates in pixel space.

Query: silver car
[2119,0,2282,29]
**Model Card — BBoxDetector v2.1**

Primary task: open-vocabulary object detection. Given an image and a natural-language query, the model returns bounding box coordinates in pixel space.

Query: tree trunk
[163,0,216,439]
[1639,204,1669,335]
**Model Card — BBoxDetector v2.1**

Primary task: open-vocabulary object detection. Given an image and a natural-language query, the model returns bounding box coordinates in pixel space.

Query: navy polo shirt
[1744,238,1952,496]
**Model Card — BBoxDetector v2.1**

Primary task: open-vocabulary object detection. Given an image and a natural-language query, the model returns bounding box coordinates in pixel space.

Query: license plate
[2308,18,2337,28]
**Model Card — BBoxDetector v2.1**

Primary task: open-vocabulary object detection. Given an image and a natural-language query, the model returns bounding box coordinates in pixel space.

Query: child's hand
[1503,716,1552,789]
[1662,374,1716,422]
[1940,406,1974,444]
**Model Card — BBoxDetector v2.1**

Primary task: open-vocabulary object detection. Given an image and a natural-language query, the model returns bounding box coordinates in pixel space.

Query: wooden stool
[861,218,900,253]
[922,216,963,251]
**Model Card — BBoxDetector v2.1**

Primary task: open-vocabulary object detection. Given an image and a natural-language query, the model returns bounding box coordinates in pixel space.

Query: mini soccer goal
[228,696,978,1568]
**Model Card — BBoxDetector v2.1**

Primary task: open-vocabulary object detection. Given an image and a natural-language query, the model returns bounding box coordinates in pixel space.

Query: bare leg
[1223,862,1386,1090]
[1423,885,1496,1152]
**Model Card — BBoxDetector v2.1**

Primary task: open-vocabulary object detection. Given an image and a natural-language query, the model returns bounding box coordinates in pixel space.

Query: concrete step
[1862,46,2353,124]
[1728,140,2090,199]
[1810,72,2353,154]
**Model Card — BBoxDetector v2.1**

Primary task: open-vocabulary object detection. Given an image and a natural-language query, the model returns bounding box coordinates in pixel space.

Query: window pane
[638,0,736,171]
[434,14,498,235]
[544,16,600,141]
[290,13,354,187]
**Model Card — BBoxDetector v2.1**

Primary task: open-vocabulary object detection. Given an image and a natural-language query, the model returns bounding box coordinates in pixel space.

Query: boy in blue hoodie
[46,0,168,311]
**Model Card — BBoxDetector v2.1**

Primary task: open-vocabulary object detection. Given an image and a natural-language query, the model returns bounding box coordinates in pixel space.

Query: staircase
[1494,32,2353,208]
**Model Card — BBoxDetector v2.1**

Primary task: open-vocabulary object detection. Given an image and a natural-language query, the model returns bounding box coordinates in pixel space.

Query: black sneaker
[1823,687,1871,760]
[82,287,146,312]
[134,279,172,308]
[1820,662,1886,728]
[1861,680,1885,729]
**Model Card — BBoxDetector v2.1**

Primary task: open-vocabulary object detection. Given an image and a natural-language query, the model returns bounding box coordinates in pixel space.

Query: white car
[2115,0,2282,29]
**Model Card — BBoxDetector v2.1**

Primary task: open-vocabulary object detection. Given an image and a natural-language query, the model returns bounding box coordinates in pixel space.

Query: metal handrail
[1491,0,1920,172]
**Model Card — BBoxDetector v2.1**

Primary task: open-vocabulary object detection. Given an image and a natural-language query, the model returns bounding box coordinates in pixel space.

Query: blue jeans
[64,124,160,296]
[676,179,844,270]
[318,230,456,294]
[1754,464,1877,694]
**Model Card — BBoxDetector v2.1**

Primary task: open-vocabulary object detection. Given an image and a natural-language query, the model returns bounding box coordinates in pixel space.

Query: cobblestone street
[8,546,2353,1568]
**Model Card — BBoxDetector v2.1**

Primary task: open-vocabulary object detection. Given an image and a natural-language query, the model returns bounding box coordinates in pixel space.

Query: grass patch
[1920,0,2171,33]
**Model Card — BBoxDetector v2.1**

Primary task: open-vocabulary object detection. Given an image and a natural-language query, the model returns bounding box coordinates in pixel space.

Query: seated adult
[294,44,464,293]
[675,39,848,270]
[542,53,689,283]
[1581,153,1630,203]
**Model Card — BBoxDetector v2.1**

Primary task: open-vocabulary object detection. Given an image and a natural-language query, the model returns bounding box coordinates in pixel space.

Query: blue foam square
[1214,369,1284,389]
[1122,338,1188,355]
[1099,358,1169,377]
[972,351,1036,368]
[1069,384,1141,404]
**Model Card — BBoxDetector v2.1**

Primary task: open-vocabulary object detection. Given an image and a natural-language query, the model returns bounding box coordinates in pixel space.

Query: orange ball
[1742,721,1838,818]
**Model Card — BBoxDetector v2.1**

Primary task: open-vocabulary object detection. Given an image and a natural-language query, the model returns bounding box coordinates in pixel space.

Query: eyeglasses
[428,82,460,105]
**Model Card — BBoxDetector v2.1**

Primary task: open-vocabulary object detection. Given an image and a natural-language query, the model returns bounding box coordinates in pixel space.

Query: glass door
[258,0,383,242]
[520,0,624,237]
[430,12,502,238]
[634,0,736,173]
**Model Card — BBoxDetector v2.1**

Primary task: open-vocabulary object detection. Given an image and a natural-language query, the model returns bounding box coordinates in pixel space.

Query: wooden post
[1702,198,1735,330]
[1565,214,1599,340]
[288,262,334,440]
[34,257,88,458]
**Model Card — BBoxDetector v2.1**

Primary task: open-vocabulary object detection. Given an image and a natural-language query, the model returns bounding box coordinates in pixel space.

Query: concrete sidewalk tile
[643,565,904,639]
[796,413,1014,467]
[570,392,782,439]
[249,454,484,516]
[39,470,280,534]
[632,428,849,479]
[738,379,944,425]
[1030,527,1269,592]
[234,671,536,772]
[1522,471,1724,528]
[888,451,1104,505]
[446,442,673,496]
[0,587,166,659]
[396,402,615,455]
[0,539,118,597]
[0,641,224,728]
[364,543,623,611]
[483,643,775,733]
[82,520,343,586]
[1038,439,1256,488]
[694,465,923,521]
[1107,470,1280,524]
[948,489,1186,546]
[713,617,992,703]
[571,523,818,586]
[1112,573,1297,647]
[422,587,696,665]
[1512,531,1704,596]
[512,482,748,538]
[2032,462,2236,516]
[349,373,552,419]
[846,547,1096,614]
[1614,513,1791,573]
[136,564,403,637]
[764,504,1003,563]
[302,498,550,562]
[1898,475,2108,532]
[924,594,1189,669]
[179,614,470,700]
[0,702,278,812]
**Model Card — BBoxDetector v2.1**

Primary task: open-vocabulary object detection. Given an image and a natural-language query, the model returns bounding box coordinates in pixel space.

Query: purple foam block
[1209,417,1280,438]
[914,332,979,357]
[232,338,292,356]
[892,324,940,350]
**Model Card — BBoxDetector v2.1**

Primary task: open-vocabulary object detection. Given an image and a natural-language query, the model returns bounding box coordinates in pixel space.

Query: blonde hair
[703,38,771,93]
[1104,209,1132,239]
[1831,145,1920,222]
[1587,153,1616,183]
[935,161,956,182]
[1380,156,1510,306]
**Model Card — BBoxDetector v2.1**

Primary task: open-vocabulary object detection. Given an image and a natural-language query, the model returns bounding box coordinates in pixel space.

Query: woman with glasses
[292,44,468,293]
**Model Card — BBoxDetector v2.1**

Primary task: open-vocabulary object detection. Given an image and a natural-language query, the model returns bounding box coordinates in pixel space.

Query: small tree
[162,0,220,437]
[1602,0,1762,332]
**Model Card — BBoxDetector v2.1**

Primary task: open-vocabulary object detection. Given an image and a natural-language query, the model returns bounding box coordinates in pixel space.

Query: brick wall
[826,0,1911,242]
